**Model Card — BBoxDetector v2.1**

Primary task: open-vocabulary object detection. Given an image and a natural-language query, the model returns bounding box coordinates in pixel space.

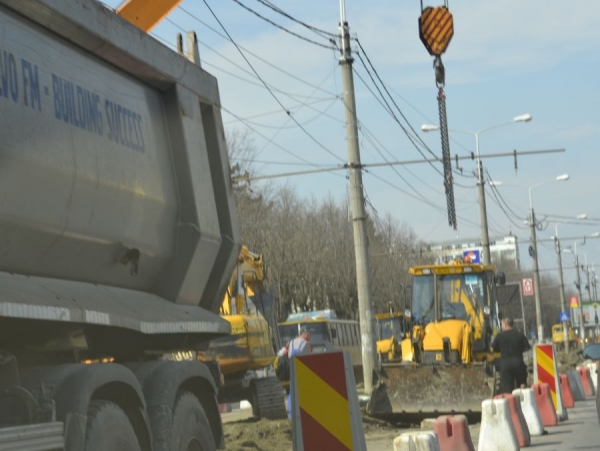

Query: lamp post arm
[475,120,515,135]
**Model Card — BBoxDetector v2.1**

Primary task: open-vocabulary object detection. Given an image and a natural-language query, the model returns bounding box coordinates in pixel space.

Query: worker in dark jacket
[492,317,531,393]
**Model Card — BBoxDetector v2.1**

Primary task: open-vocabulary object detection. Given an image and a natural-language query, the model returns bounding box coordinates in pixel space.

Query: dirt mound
[223,414,403,450]
[224,417,291,451]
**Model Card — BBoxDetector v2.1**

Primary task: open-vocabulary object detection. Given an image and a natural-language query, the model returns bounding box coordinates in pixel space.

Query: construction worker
[492,317,531,393]
[284,326,311,419]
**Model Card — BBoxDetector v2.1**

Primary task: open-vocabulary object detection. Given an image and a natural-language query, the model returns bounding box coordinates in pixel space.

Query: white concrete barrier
[513,388,545,436]
[239,400,252,410]
[393,431,440,451]
[477,398,519,451]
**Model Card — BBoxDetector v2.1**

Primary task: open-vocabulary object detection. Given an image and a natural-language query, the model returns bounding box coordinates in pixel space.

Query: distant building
[428,235,520,269]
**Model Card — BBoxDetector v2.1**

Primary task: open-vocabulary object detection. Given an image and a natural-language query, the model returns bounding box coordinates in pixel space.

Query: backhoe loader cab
[375,311,407,363]
[377,314,406,341]
[408,262,498,362]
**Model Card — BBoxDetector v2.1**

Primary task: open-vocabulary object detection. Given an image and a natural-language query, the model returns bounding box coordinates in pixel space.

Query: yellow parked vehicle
[368,259,503,420]
[552,323,577,349]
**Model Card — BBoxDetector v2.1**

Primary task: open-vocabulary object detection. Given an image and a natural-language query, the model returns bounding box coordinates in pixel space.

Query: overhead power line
[178,6,337,97]
[232,149,566,182]
[201,0,345,163]
[228,0,334,49]
[253,0,338,39]
[223,97,338,125]
[231,158,337,167]
[353,39,472,182]
[223,106,345,179]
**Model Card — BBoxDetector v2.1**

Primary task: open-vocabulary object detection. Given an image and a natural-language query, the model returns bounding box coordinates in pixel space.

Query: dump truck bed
[0,0,240,349]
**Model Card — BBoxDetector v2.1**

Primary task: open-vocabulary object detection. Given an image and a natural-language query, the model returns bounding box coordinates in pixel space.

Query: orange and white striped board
[533,343,568,421]
[290,346,366,451]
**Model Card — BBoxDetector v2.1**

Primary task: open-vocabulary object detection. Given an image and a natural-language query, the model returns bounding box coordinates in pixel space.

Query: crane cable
[435,57,456,230]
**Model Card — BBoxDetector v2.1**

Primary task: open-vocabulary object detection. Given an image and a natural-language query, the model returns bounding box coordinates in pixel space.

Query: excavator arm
[116,0,183,32]
[221,246,267,315]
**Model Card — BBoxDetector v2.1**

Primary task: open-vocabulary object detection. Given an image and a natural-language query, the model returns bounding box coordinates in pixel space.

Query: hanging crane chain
[436,77,456,229]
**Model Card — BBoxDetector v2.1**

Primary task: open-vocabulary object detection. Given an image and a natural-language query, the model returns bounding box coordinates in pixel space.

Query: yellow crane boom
[116,0,182,32]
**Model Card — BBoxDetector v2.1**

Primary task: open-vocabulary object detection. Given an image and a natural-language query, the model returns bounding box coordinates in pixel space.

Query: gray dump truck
[0,0,241,449]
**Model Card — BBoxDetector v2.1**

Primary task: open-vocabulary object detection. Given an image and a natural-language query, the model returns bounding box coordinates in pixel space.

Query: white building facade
[429,235,520,268]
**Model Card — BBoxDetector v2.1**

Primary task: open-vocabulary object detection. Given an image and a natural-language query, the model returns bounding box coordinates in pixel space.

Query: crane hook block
[419,6,454,56]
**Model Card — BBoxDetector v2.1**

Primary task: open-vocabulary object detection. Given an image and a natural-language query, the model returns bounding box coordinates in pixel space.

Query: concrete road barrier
[513,388,545,436]
[493,394,530,447]
[434,415,474,451]
[560,374,575,408]
[393,431,440,451]
[532,383,558,427]
[477,398,519,451]
[577,366,595,397]
[583,362,598,391]
[567,370,586,402]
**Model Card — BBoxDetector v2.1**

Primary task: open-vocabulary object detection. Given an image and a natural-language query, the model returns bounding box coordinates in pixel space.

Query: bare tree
[224,127,442,322]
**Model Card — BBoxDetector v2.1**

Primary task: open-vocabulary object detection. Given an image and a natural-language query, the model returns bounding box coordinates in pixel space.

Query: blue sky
[105,0,600,305]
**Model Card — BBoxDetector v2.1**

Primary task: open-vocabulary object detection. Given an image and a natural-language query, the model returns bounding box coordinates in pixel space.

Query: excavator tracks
[251,377,287,420]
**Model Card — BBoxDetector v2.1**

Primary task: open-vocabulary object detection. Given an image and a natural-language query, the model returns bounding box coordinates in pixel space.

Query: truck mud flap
[367,364,493,419]
[0,421,64,450]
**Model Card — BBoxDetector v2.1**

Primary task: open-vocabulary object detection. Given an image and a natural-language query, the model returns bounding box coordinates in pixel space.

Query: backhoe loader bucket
[367,363,494,421]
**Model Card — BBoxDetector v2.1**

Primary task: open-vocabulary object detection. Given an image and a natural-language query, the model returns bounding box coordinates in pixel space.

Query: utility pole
[574,247,585,346]
[584,255,591,302]
[593,264,598,300]
[553,232,569,352]
[529,208,544,342]
[475,138,491,265]
[338,1,377,394]
[527,175,569,343]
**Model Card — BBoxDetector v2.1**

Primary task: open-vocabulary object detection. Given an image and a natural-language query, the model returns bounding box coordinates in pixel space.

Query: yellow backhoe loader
[368,259,503,421]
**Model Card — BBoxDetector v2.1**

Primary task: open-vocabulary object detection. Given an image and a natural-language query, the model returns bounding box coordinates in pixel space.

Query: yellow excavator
[197,246,286,419]
[368,258,503,421]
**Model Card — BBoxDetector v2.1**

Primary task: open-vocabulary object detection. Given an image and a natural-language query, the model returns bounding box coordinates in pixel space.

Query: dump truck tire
[84,400,141,451]
[171,391,216,451]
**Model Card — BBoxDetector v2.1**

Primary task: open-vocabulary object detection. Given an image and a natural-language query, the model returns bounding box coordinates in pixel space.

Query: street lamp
[421,114,532,265]
[528,174,570,342]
